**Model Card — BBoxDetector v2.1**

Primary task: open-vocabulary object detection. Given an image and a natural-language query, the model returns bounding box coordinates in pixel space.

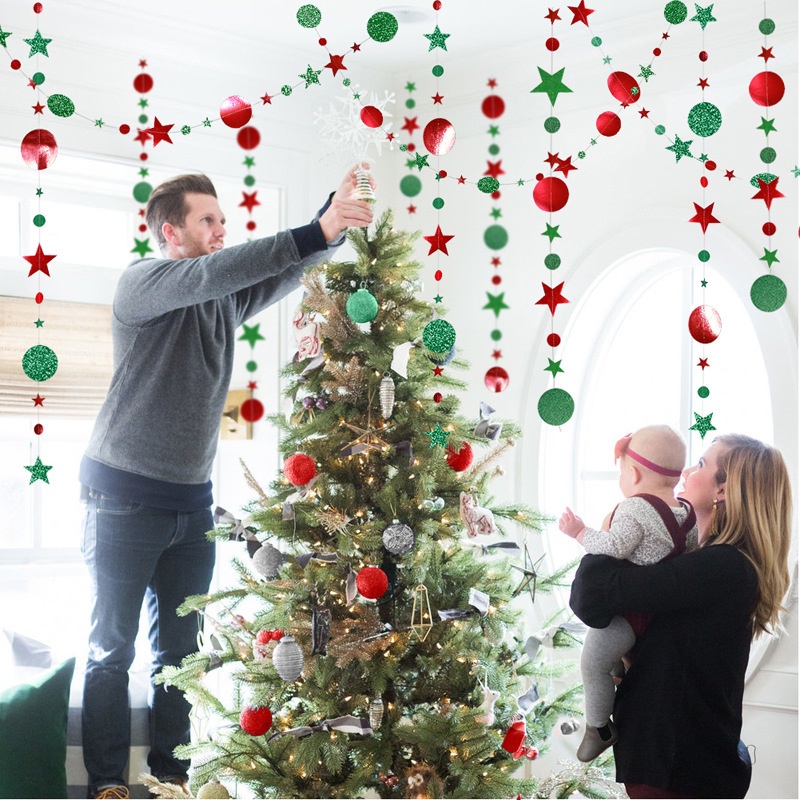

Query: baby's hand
[558,507,587,539]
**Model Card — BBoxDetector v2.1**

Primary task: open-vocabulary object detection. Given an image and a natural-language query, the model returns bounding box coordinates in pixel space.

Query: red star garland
[698,358,710,369]
[134,128,151,145]
[144,117,174,146]
[724,170,735,180]
[261,92,273,105]
[689,202,720,233]
[751,176,784,210]
[568,1,594,26]
[239,191,261,212]
[23,244,57,277]
[432,92,444,104]
[545,8,561,23]
[759,47,774,62]
[401,117,419,135]
[535,282,569,315]
[32,394,45,406]
[32,101,45,114]
[555,156,578,177]
[484,160,505,178]
[544,152,561,167]
[423,225,455,256]
[325,54,347,76]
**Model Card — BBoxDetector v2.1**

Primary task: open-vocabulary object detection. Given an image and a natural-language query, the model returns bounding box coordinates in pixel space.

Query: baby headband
[614,433,683,478]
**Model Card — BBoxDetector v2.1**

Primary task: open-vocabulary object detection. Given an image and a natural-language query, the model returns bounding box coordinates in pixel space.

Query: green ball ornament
[422,319,456,354]
[197,780,231,799]
[346,288,379,323]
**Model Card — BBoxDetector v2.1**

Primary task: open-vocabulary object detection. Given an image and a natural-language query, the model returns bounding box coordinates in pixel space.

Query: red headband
[614,433,683,478]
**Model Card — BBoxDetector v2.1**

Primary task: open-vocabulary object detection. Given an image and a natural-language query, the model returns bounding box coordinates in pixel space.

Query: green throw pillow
[0,657,75,799]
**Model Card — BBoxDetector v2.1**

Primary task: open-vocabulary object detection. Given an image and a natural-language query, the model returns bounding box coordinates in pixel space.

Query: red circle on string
[653,47,662,56]
[236,125,261,149]
[688,305,722,344]
[546,37,560,52]
[133,73,154,94]
[318,37,327,46]
[33,2,43,12]
[407,142,416,152]
[596,111,622,136]
[434,269,443,281]
[138,224,147,232]
[705,160,717,171]
[34,423,44,435]
[433,0,441,9]
[20,129,58,170]
[700,176,708,188]
[220,95,253,128]
[360,105,383,128]
[246,220,257,231]
[140,153,148,161]
[11,59,21,70]
[547,333,561,347]
[481,95,505,119]
[491,190,501,200]
[749,71,785,106]
[484,366,509,393]
[119,124,131,135]
[35,292,44,304]
[699,50,708,62]
[533,176,569,212]
[433,392,443,403]
[240,398,264,423]
[492,275,501,285]
[439,169,447,178]
[762,222,776,236]
[423,118,456,155]
[607,71,640,104]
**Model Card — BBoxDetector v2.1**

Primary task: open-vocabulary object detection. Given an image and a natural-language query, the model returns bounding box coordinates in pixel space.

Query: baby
[559,424,698,762]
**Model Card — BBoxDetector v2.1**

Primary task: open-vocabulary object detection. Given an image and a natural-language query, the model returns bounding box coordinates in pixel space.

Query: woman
[570,434,792,798]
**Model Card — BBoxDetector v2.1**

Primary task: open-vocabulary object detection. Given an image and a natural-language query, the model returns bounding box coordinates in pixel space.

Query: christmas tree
[159,210,599,799]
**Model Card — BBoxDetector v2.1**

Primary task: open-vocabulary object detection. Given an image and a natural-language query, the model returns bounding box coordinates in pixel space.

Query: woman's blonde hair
[712,434,792,637]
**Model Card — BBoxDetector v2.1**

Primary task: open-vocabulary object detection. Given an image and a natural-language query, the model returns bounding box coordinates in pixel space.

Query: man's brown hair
[145,173,217,251]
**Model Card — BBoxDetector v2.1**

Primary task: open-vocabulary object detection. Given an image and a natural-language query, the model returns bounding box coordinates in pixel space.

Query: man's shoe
[576,720,618,762]
[92,787,130,800]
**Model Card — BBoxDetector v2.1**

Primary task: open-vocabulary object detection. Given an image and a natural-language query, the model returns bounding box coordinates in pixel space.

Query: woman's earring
[710,499,719,538]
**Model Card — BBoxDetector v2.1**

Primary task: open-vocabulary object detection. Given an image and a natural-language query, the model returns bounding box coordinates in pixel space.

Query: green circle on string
[484,224,508,250]
[138,114,148,125]
[664,1,688,24]
[33,214,46,227]
[432,197,444,210]
[688,102,722,137]
[655,125,666,135]
[544,253,561,270]
[422,318,456,353]
[406,98,415,109]
[132,181,153,204]
[697,386,710,399]
[538,387,574,426]
[244,174,256,187]
[477,177,500,194]
[367,11,398,42]
[698,249,710,263]
[578,150,586,159]
[491,329,502,341]
[32,72,45,86]
[281,85,292,97]
[751,274,786,312]
[544,116,561,133]
[760,147,776,164]
[22,345,58,382]
[488,143,500,156]
[399,174,422,197]
[296,4,322,28]
[47,94,75,118]
[759,18,775,35]
[246,360,258,373]
[750,172,777,188]
[590,36,602,46]
[432,65,444,77]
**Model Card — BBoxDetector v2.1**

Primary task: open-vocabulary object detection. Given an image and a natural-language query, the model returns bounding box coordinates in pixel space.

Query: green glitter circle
[477,177,500,194]
[422,318,457,353]
[432,197,444,210]
[750,274,786,312]
[47,94,75,118]
[544,116,561,133]
[698,249,710,263]
[138,114,148,125]
[432,64,444,77]
[488,143,500,156]
[180,125,191,135]
[760,146,776,164]
[655,124,666,135]
[399,143,408,152]
[491,329,502,342]
[132,181,153,204]
[538,388,574,426]
[577,151,586,159]
[405,98,415,109]
[697,386,710,399]
[281,85,293,97]
[296,4,322,28]
[544,253,561,270]
[246,360,258,373]
[399,174,422,197]
[367,11,399,43]
[33,214,46,227]
[346,288,379,323]
[342,78,351,87]
[687,101,722,137]
[750,172,777,189]
[483,224,508,250]
[244,174,256,187]
[758,18,775,35]
[664,1,688,24]
[32,72,45,86]
[22,345,58,382]
[590,36,602,47]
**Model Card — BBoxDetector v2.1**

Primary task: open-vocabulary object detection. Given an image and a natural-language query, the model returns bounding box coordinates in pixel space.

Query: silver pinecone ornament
[379,373,395,419]
[272,635,305,681]
[251,542,285,580]
[382,520,415,555]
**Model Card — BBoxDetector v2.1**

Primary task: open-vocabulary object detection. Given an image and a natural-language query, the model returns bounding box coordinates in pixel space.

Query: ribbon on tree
[267,714,372,742]
[473,401,502,440]
[295,552,339,569]
[525,621,586,660]
[479,541,520,555]
[437,588,490,620]
[213,506,256,540]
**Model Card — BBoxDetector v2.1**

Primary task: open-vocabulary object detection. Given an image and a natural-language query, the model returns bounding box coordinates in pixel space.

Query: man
[79,166,374,799]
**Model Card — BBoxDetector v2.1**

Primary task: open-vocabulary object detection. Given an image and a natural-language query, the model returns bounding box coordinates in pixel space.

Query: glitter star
[689,411,716,439]
[542,223,561,242]
[299,65,322,87]
[202,118,212,127]
[751,176,784,210]
[690,4,717,29]
[757,117,777,135]
[567,1,594,26]
[433,294,443,303]
[94,118,105,127]
[425,423,451,448]
[424,25,450,51]
[0,26,12,47]
[759,248,780,267]
[324,54,347,76]
[25,456,53,484]
[666,134,693,162]
[689,202,720,233]
[531,67,572,106]
[412,152,429,171]
[638,64,655,82]
[239,191,261,213]
[138,98,149,109]
[423,225,454,256]
[407,204,416,214]
[487,124,500,137]
[405,81,416,92]
[697,77,710,89]
[34,318,44,328]
[24,29,52,57]
[144,117,174,146]
[484,292,509,317]
[544,152,561,167]
[243,156,255,168]
[239,323,265,347]
[544,358,564,377]
[535,282,569,315]
[791,166,800,178]
[23,244,56,277]
[490,208,503,220]
[131,238,153,257]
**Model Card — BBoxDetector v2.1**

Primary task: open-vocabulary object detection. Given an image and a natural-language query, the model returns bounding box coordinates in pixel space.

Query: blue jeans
[81,492,215,790]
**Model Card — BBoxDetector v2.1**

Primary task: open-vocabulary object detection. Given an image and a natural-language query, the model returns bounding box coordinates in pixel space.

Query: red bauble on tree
[283,453,317,486]
[446,441,474,472]
[356,566,389,600]
[239,705,273,736]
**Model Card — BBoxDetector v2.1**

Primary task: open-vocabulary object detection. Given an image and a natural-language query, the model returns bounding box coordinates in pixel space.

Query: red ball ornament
[239,706,273,736]
[434,269,443,281]
[356,566,389,600]
[607,71,640,104]
[748,71,785,107]
[21,129,58,170]
[688,305,722,344]
[33,2,43,12]
[433,392,443,403]
[220,95,253,128]
[35,292,44,304]
[481,95,505,119]
[545,37,560,52]
[246,220,257,231]
[596,111,621,136]
[237,125,261,150]
[484,366,509,392]
[445,441,474,472]
[119,124,131,135]
[11,59,21,70]
[360,105,384,128]
[491,275,502,285]
[533,176,569,212]
[241,398,264,423]
[704,160,716,171]
[546,333,561,347]
[491,190,501,200]
[133,73,154,94]
[700,176,708,188]
[699,50,708,62]
[423,118,456,156]
[763,222,776,236]
[34,423,44,435]
[283,453,317,486]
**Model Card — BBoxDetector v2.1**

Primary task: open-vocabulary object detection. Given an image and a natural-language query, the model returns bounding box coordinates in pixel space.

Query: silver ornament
[251,542,285,580]
[354,165,376,202]
[560,718,581,736]
[369,697,384,730]
[379,373,395,419]
[382,521,415,555]
[272,634,305,681]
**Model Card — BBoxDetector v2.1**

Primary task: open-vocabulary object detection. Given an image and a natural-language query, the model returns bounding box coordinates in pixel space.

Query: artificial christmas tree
[159,210,600,798]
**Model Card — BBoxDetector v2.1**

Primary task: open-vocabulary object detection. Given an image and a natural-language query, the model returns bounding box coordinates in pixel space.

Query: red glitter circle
[699,50,708,61]
[220,95,253,128]
[533,176,569,212]
[700,176,708,188]
[407,142,416,152]
[491,190,501,200]
[596,111,622,136]
[433,0,442,9]
[241,397,264,422]
[546,37,560,52]
[11,59,21,70]
[33,2,43,12]
[318,37,327,46]
[491,275,501,285]
[133,73,154,94]
[484,366,509,393]
[762,222,776,236]
[705,160,716,171]
[535,172,544,181]
[438,169,447,178]
[481,95,505,119]
[236,125,261,149]
[20,129,58,170]
[688,305,722,344]
[547,333,561,347]
[34,423,44,435]
[748,71,785,106]
[653,47,662,56]
[433,392,443,403]
[119,124,131,135]
[423,118,456,156]
[246,220,257,231]
[356,566,389,600]
[360,105,383,128]
[434,269,443,281]
[35,292,44,304]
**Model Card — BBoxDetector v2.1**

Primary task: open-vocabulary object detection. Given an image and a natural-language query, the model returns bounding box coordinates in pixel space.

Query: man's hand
[318,164,375,241]
[558,507,587,540]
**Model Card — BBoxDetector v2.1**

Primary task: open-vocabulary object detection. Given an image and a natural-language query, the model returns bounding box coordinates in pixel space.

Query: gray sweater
[80,212,340,510]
